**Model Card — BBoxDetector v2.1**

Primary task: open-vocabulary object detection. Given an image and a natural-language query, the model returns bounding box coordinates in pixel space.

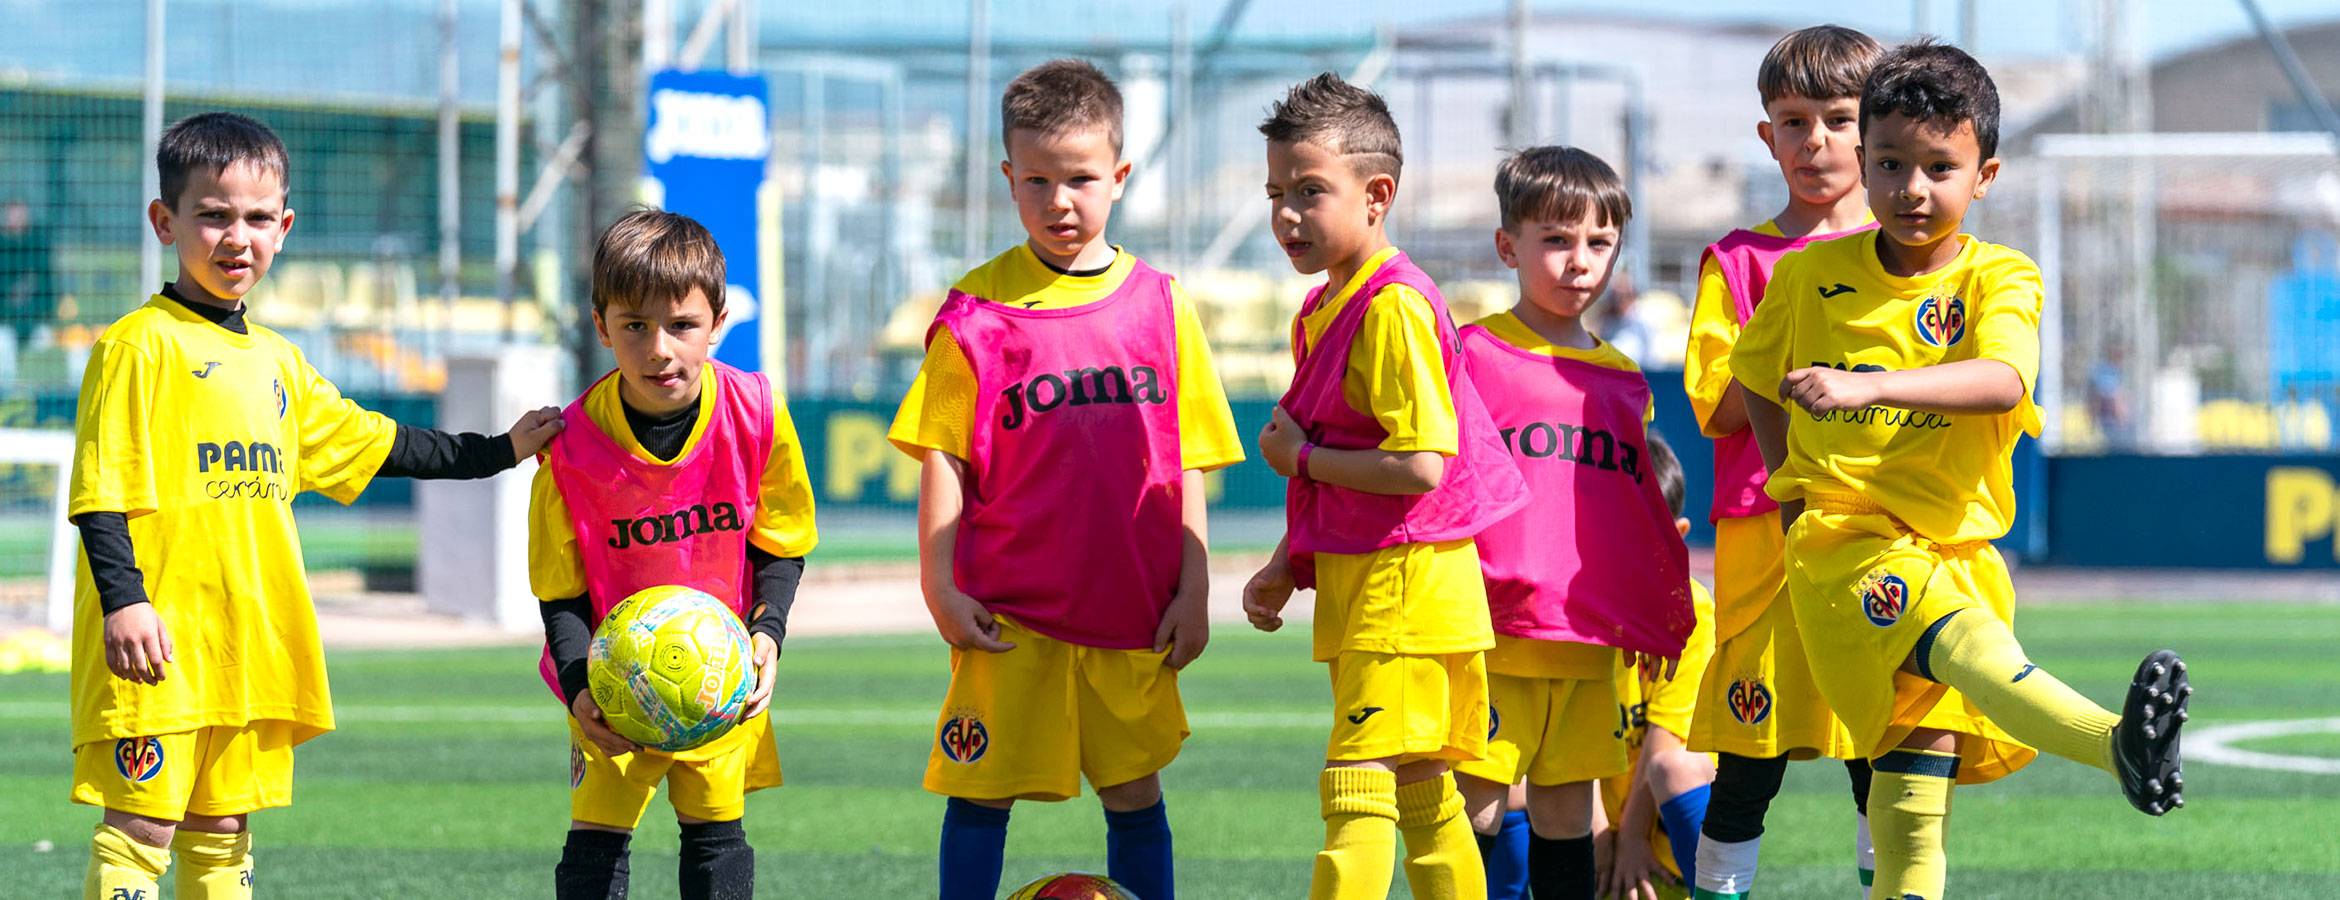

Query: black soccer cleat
[2113,650,2190,816]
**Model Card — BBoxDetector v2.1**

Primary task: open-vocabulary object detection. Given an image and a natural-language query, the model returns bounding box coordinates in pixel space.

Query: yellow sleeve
[527,463,588,600]
[751,388,821,556]
[1729,257,1798,405]
[886,327,975,462]
[68,338,159,519]
[1972,251,2046,437]
[291,351,398,504]
[1170,282,1246,471]
[1345,285,1459,454]
[1683,255,1743,437]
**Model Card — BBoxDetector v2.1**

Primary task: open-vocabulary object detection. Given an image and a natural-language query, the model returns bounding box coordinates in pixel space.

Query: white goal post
[0,428,77,633]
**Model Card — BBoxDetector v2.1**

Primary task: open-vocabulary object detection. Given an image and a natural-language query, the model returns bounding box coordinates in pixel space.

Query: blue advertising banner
[643,69,775,375]
[2047,454,2340,569]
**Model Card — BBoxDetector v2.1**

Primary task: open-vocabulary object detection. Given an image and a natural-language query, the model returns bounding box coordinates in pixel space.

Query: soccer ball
[586,585,755,752]
[1005,873,1138,900]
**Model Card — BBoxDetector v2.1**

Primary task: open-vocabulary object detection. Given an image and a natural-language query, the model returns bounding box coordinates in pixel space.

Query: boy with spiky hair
[1682,24,1884,899]
[70,111,562,900]
[890,58,1242,900]
[1242,72,1528,900]
[1734,40,2189,900]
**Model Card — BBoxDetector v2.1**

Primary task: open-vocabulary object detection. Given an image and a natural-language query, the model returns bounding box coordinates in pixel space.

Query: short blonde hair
[1495,146,1630,232]
[1002,59,1124,154]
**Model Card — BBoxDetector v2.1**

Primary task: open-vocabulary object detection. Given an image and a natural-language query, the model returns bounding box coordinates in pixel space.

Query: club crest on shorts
[1914,295,1966,347]
[1487,704,1501,740]
[939,713,990,764]
[114,737,164,783]
[1858,571,1911,627]
[1727,679,1774,725]
[570,744,586,788]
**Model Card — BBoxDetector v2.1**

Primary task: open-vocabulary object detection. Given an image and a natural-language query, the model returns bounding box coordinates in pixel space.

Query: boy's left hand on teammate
[504,406,566,462]
[1632,651,1679,681]
[1779,366,1882,415]
[1153,589,1210,669]
[1258,407,1305,477]
[744,632,779,717]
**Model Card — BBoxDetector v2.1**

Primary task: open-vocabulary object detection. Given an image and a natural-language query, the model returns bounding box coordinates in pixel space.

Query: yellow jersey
[68,295,398,747]
[1730,232,2044,545]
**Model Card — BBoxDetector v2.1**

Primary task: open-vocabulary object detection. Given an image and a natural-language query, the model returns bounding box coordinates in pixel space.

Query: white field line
[0,702,1325,730]
[2186,717,2340,775]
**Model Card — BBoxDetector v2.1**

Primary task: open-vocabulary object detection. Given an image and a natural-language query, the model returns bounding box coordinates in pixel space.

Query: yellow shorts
[1692,515,1856,760]
[1327,650,1488,764]
[72,722,299,820]
[1637,580,1717,747]
[923,616,1187,801]
[1785,504,2038,784]
[1457,670,1625,786]
[569,711,780,828]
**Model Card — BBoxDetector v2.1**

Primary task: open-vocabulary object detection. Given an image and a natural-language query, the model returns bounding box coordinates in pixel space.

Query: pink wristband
[1297,443,1316,481]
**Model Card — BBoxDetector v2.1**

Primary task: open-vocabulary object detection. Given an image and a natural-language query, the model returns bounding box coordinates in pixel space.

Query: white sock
[1694,835,1761,893]
[1855,811,1876,887]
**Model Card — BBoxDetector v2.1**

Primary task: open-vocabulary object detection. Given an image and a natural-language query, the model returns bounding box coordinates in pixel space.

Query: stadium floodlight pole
[439,0,461,358]
[496,0,521,330]
[963,0,990,267]
[2239,0,2340,157]
[139,0,163,295]
[729,0,754,74]
[644,0,672,72]
[1507,0,1532,147]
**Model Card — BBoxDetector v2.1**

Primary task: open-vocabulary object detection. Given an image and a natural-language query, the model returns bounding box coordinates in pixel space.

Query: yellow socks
[1920,609,2119,772]
[1869,750,1957,900]
[172,828,254,899]
[1311,767,1399,900]
[1394,772,1484,900]
[86,823,169,900]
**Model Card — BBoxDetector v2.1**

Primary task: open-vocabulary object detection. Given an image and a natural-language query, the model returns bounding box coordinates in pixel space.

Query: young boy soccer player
[1733,40,2189,900]
[70,111,564,900]
[888,59,1242,900]
[1594,433,1719,900]
[1681,25,1884,899]
[1240,73,1529,900]
[533,210,818,900]
[1448,146,1694,900]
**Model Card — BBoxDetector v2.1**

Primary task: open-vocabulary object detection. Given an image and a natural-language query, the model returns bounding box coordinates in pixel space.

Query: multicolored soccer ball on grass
[1005,872,1138,900]
[586,585,754,752]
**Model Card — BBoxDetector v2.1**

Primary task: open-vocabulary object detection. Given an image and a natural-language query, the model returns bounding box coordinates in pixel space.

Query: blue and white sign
[644,69,777,376]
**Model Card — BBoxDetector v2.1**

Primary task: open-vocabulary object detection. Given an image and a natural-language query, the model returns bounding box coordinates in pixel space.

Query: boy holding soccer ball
[531,209,819,899]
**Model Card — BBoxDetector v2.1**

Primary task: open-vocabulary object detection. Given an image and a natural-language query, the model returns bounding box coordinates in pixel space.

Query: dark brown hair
[1002,59,1125,154]
[592,209,726,318]
[1759,25,1884,106]
[1861,39,2002,160]
[1647,430,1686,518]
[1258,72,1403,182]
[1495,146,1630,232]
[158,112,290,207]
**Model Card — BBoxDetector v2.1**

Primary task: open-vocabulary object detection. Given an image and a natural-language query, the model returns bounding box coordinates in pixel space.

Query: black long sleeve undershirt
[541,548,805,706]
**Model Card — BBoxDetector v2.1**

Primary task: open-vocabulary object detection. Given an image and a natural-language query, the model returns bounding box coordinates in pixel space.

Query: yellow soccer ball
[586,585,755,751]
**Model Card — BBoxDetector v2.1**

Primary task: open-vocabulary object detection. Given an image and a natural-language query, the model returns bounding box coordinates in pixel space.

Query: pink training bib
[1460,325,1693,656]
[1278,252,1528,588]
[1701,224,1875,521]
[932,257,1186,649]
[537,362,774,697]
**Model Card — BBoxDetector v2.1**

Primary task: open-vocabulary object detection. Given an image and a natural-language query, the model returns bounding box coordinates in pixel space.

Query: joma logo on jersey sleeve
[1497,421,1644,482]
[196,441,284,473]
[998,365,1168,430]
[607,502,745,549]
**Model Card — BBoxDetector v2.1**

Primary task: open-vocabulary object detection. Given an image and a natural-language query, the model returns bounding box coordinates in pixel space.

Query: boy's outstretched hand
[1153,588,1210,669]
[1241,557,1296,633]
[571,689,640,757]
[743,632,779,717]
[102,603,172,684]
[506,406,566,462]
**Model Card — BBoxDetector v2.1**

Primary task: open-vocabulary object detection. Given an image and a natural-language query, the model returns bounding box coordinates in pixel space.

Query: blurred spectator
[2089,351,2133,448]
[0,199,57,382]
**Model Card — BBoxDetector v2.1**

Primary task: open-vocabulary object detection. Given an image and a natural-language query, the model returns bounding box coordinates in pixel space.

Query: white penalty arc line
[0,702,1325,730]
[2187,718,2340,775]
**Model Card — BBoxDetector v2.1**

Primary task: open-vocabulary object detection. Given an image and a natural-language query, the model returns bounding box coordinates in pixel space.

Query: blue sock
[1476,809,1531,900]
[1104,800,1175,900]
[940,797,1011,900]
[1660,785,1711,887]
